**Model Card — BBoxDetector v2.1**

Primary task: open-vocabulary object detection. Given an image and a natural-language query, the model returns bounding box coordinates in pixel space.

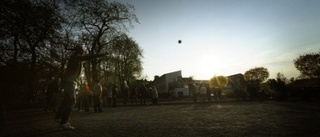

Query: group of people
[49,45,159,130]
[76,82,127,110]
[189,83,223,102]
[75,79,103,113]
[138,84,158,105]
[47,79,159,114]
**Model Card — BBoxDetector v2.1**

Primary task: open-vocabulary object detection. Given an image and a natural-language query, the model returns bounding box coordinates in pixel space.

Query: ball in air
[178,40,182,44]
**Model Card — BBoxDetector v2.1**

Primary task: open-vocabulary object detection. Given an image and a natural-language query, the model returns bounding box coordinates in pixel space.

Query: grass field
[1,100,320,137]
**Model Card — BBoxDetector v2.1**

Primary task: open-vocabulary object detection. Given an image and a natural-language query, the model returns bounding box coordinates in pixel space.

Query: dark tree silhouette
[109,34,143,90]
[294,52,320,78]
[209,75,228,100]
[244,67,269,83]
[268,78,287,101]
[244,67,269,100]
[0,0,63,101]
[0,0,141,106]
[63,0,139,86]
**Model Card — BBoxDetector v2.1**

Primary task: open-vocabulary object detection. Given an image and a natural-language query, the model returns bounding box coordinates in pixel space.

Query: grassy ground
[1,100,320,137]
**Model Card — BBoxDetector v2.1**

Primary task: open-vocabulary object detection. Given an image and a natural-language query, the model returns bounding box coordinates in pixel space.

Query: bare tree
[64,0,139,85]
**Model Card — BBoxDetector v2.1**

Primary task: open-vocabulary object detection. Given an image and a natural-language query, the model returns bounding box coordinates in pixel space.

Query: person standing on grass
[123,81,130,105]
[55,45,106,129]
[93,79,103,113]
[192,84,198,102]
[112,84,118,108]
[151,86,158,105]
[199,84,207,102]
[76,85,84,112]
[101,84,108,106]
[130,86,138,105]
[139,84,147,105]
[82,85,92,112]
[106,84,113,106]
[148,87,153,104]
[45,77,60,112]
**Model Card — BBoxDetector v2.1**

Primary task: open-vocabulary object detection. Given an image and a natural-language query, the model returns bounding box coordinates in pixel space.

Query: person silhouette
[93,79,103,113]
[55,45,106,129]
[112,84,118,108]
[45,77,60,112]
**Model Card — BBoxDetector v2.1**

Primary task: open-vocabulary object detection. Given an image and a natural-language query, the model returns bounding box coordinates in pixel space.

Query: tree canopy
[0,0,62,71]
[244,67,269,83]
[0,0,141,102]
[209,75,228,89]
[62,0,139,86]
[294,52,320,78]
[107,33,143,89]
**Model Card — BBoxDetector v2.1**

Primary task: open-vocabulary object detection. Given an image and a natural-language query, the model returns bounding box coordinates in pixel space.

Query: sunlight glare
[193,53,228,79]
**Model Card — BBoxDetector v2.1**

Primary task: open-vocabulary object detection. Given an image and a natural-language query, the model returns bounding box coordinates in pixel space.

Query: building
[151,71,247,98]
[227,73,247,90]
[175,88,190,97]
[152,70,182,94]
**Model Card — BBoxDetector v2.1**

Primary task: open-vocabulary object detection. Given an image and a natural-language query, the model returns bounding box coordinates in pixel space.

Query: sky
[113,0,320,80]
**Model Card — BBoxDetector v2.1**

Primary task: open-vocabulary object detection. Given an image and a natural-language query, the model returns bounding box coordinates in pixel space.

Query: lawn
[1,100,320,137]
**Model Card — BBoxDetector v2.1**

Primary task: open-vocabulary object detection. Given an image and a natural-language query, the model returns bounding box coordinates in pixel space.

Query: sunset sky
[114,0,320,80]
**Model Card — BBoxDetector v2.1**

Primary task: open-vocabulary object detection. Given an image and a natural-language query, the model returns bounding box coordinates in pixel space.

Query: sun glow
[191,53,230,80]
[183,45,268,80]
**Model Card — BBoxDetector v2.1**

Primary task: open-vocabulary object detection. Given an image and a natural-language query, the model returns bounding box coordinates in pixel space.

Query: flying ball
[178,40,182,44]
